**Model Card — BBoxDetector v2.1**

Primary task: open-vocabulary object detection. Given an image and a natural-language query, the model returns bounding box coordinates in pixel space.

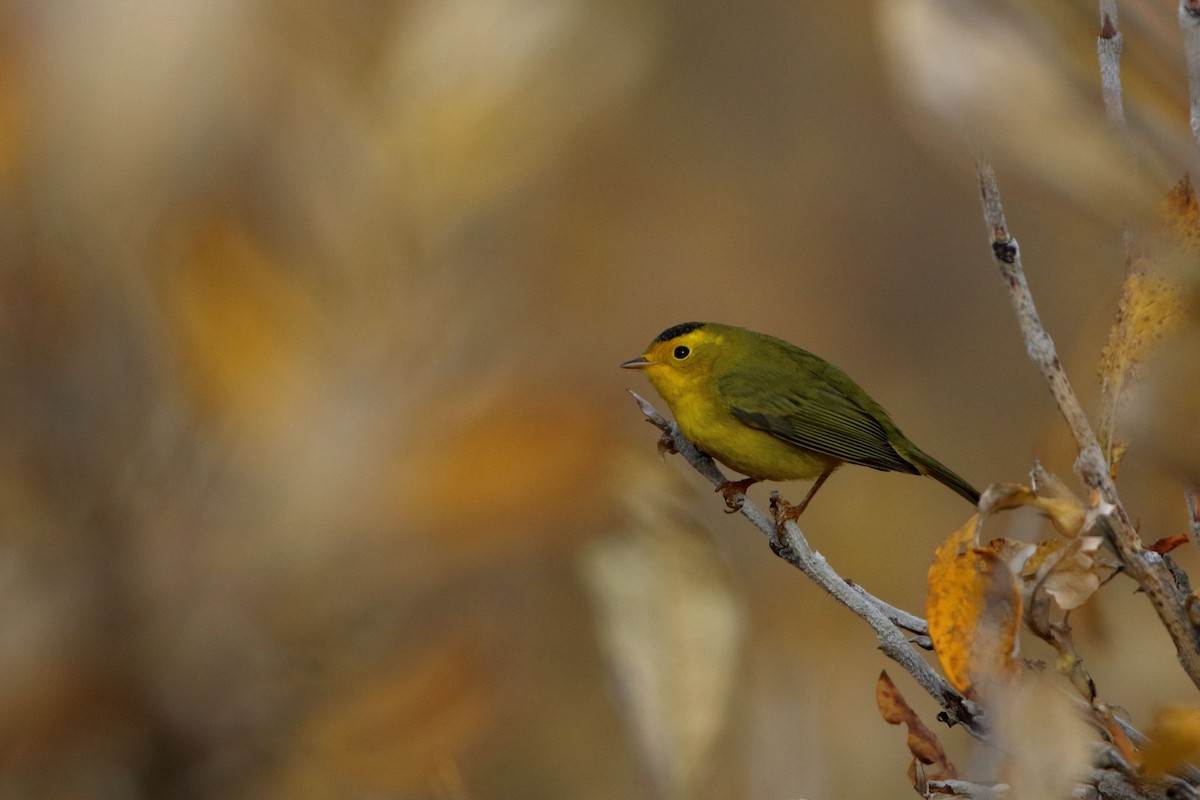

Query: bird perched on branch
[621,322,979,513]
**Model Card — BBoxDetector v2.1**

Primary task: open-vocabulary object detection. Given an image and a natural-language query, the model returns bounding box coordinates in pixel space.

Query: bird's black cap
[653,322,706,343]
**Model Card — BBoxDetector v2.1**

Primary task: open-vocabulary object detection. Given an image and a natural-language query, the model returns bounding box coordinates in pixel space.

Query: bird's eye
[673,345,690,359]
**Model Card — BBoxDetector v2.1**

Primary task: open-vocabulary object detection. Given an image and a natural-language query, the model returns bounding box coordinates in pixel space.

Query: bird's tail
[909,448,980,505]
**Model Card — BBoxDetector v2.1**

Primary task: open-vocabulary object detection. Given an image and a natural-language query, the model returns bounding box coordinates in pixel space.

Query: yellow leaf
[927,516,1022,700]
[1142,706,1200,778]
[1098,174,1194,473]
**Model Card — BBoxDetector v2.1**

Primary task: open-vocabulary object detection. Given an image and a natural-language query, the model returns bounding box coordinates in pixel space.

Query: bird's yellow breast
[648,365,832,481]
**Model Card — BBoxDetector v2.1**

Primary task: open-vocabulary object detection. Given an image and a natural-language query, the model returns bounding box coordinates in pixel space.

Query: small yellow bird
[621,322,979,513]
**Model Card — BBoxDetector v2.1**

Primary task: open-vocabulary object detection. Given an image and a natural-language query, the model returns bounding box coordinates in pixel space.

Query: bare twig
[1187,485,1200,542]
[977,164,1200,690]
[848,582,933,649]
[628,390,987,737]
[926,779,1009,799]
[1181,0,1200,151]
[1089,769,1171,800]
[1098,1,1125,127]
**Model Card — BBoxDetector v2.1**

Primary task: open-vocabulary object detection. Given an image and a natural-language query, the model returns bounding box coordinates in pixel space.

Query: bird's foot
[656,430,679,458]
[770,493,805,524]
[717,478,759,513]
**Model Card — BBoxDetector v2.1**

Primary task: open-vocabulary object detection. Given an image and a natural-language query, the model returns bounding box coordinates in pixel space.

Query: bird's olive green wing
[718,367,919,475]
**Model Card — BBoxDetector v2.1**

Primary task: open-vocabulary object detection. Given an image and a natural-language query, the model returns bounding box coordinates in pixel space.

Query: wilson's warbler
[621,322,979,513]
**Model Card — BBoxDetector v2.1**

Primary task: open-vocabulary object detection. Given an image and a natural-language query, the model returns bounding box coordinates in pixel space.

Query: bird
[621,322,979,514]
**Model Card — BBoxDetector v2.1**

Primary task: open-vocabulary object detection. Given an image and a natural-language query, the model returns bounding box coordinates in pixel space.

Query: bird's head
[620,321,729,404]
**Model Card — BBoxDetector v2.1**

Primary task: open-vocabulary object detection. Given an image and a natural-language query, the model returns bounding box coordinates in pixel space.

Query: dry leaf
[1036,536,1105,612]
[978,537,1036,576]
[927,516,1022,700]
[1149,534,1190,554]
[979,482,1085,538]
[876,670,957,790]
[1019,536,1112,700]
[1098,174,1194,472]
[1142,706,1200,778]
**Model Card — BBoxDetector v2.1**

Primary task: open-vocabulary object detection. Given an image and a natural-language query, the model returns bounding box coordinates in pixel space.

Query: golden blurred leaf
[168,214,326,437]
[926,516,1022,700]
[1098,174,1194,473]
[1142,706,1200,778]
[273,631,492,798]
[876,670,957,789]
[396,389,617,565]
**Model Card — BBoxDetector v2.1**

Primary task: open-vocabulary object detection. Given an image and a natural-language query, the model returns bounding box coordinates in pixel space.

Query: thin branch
[1187,485,1200,542]
[1181,0,1200,152]
[628,390,987,738]
[926,779,1009,799]
[848,582,933,649]
[977,163,1200,690]
[1098,1,1125,127]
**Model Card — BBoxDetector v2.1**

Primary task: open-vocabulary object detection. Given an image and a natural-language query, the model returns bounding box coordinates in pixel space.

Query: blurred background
[2,0,1199,797]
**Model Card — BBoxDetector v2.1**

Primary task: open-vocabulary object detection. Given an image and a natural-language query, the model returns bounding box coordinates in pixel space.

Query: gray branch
[1181,1,1200,151]
[976,163,1200,690]
[1098,1,1125,127]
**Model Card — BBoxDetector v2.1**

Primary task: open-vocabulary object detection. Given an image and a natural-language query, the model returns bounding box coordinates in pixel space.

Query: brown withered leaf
[1098,174,1195,473]
[876,670,957,790]
[1142,705,1200,778]
[980,482,1085,538]
[1020,536,1112,700]
[1036,536,1105,612]
[1149,534,1190,554]
[927,516,1022,700]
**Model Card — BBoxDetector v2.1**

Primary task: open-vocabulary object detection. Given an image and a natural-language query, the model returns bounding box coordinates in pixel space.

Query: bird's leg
[793,469,833,515]
[717,477,759,513]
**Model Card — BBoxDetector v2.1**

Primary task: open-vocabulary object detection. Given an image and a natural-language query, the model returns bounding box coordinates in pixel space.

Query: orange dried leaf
[876,671,957,786]
[927,517,1022,700]
[1143,706,1200,778]
[1149,534,1190,554]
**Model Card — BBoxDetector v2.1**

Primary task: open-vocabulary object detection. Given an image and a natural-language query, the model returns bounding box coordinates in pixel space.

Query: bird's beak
[620,355,653,369]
